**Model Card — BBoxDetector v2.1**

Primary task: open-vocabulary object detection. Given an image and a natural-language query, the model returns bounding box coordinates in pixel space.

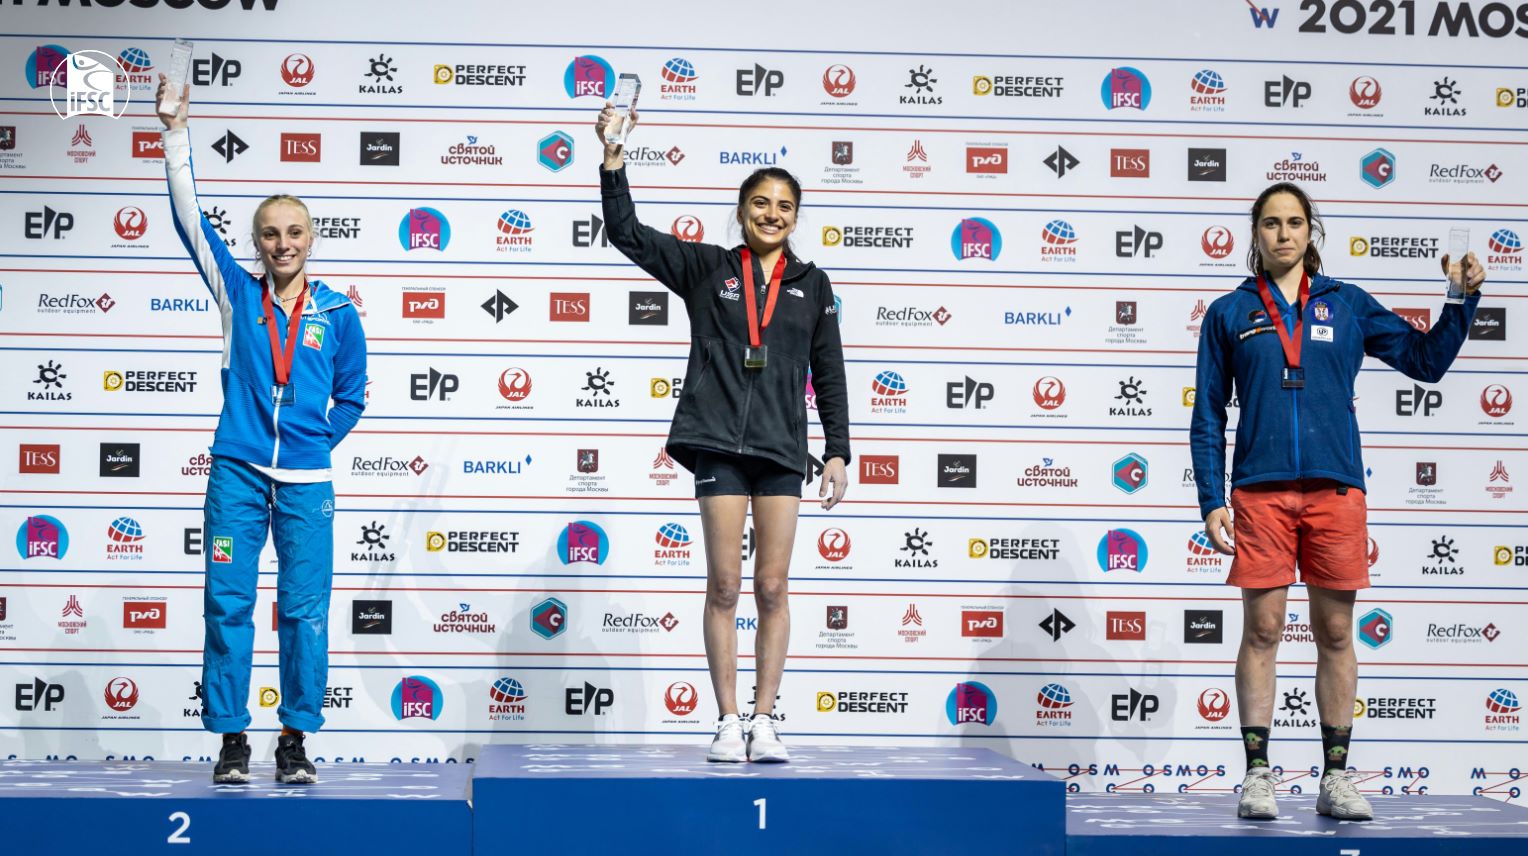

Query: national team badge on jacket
[1312,299,1332,322]
[303,323,325,350]
[720,276,741,301]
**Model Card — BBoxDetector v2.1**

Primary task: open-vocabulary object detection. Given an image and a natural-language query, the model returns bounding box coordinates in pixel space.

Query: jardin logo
[391,675,443,720]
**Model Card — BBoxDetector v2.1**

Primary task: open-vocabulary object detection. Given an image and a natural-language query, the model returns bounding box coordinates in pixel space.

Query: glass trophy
[606,73,642,145]
[161,39,194,114]
[1445,227,1469,304]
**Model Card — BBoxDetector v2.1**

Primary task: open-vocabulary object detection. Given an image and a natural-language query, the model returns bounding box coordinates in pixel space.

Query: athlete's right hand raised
[595,101,637,170]
[155,73,189,131]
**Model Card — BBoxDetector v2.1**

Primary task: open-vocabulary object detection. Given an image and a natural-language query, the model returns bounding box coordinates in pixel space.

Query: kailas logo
[952,217,1001,261]
[565,55,614,98]
[1101,66,1151,110]
[399,207,450,251]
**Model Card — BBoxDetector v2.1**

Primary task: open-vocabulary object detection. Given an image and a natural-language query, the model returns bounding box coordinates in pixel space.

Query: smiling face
[737,177,798,255]
[1254,191,1310,278]
[253,199,312,284]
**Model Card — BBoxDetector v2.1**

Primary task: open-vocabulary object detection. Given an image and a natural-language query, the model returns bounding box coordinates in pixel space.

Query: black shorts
[692,451,803,498]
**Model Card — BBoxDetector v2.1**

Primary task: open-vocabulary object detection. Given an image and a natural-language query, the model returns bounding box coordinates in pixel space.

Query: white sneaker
[1237,767,1280,819]
[1317,769,1374,820]
[705,714,747,763]
[746,713,789,763]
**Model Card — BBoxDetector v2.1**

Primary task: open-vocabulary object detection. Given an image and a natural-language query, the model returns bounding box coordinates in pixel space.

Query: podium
[1067,792,1528,855]
[471,743,1065,855]
[0,760,472,855]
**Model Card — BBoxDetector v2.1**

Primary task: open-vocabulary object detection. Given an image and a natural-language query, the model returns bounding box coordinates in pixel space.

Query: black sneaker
[212,733,251,784]
[274,733,318,784]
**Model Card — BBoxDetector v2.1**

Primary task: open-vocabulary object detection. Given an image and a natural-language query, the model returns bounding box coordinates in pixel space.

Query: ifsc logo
[28,45,132,120]
[391,675,444,720]
[398,207,451,252]
[565,55,615,99]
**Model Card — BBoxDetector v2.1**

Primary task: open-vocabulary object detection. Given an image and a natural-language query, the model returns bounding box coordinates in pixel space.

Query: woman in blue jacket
[158,76,367,784]
[1191,182,1482,821]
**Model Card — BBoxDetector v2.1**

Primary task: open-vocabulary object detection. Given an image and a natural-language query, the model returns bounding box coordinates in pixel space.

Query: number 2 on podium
[753,797,766,829]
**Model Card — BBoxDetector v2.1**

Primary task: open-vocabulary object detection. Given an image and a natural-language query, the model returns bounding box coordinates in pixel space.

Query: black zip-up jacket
[601,165,851,477]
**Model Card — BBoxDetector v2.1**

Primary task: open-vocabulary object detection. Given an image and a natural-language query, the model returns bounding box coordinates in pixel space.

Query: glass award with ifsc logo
[606,74,642,145]
[161,39,194,113]
[1445,227,1469,304]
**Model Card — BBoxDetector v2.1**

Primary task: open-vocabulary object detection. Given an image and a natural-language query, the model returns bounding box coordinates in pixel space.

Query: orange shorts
[1228,480,1370,590]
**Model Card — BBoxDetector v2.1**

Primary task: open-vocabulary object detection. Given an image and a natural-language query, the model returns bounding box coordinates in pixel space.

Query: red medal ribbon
[741,247,786,349]
[1255,270,1309,372]
[261,278,307,386]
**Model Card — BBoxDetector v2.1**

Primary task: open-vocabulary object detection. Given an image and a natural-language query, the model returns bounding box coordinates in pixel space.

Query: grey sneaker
[705,714,747,763]
[1317,770,1374,820]
[1237,767,1280,819]
[746,713,789,763]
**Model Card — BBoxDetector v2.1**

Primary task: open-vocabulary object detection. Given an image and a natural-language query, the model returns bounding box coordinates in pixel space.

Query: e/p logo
[565,681,614,715]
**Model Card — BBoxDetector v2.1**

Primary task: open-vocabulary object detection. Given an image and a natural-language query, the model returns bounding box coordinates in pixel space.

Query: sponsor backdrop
[1,0,1524,797]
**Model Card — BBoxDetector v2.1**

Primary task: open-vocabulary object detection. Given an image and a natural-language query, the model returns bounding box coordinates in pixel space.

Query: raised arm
[596,102,728,295]
[1360,256,1483,383]
[157,74,241,317]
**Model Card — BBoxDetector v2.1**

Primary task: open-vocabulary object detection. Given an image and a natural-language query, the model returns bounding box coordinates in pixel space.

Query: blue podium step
[1067,792,1528,855]
[0,760,471,855]
[471,744,1064,855]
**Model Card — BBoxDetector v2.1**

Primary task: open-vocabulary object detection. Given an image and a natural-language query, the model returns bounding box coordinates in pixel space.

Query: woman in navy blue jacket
[1191,182,1482,821]
[158,75,367,784]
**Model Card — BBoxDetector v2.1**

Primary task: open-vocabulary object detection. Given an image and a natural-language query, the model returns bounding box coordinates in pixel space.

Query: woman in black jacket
[596,103,851,762]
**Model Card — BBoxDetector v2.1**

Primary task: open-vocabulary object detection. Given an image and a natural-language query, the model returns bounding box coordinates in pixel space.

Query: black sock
[1241,726,1271,770]
[1321,723,1352,774]
[221,732,244,746]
